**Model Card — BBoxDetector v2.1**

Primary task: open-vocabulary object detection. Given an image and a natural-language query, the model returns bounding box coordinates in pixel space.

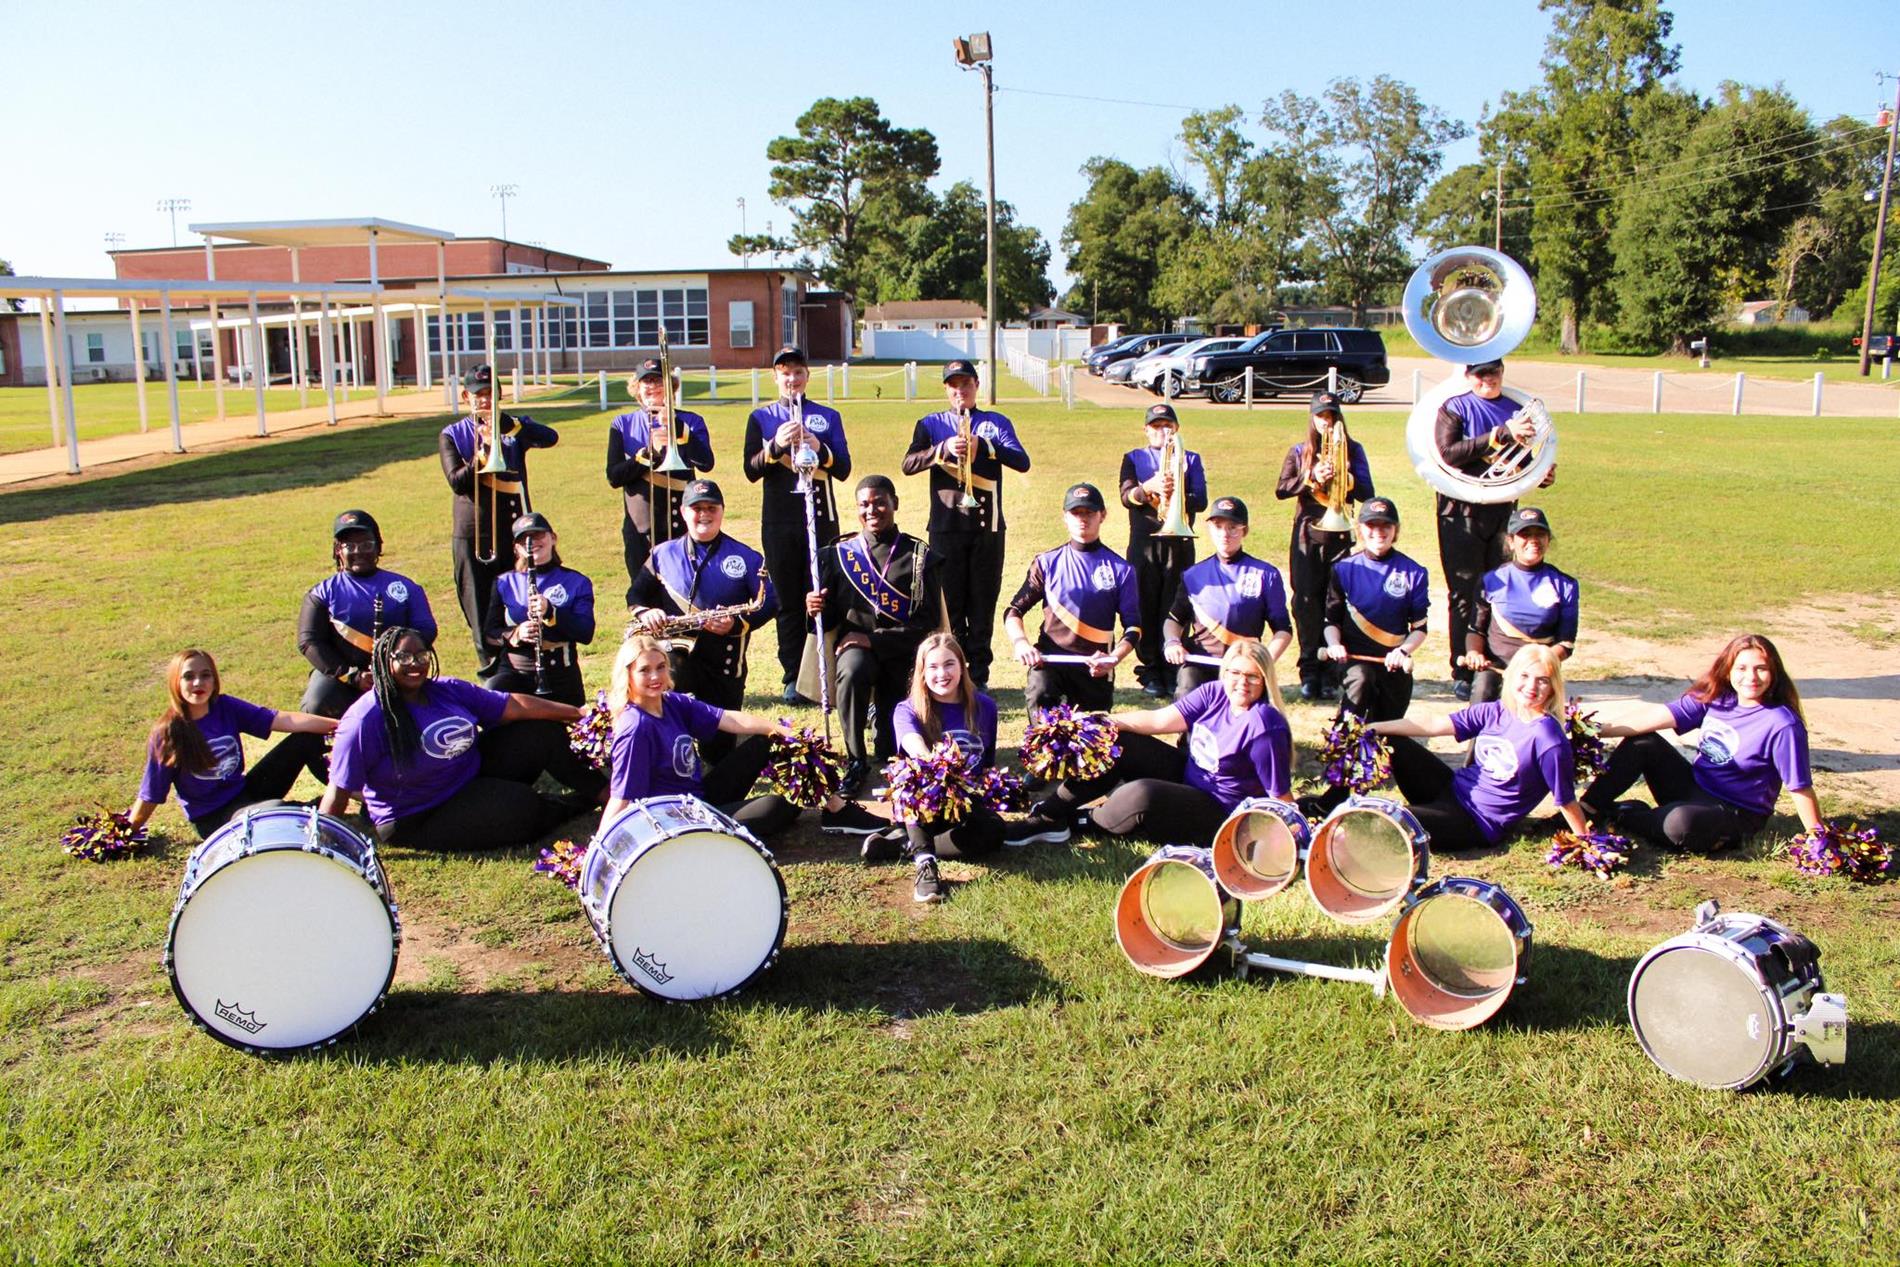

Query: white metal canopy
[185,217,456,248]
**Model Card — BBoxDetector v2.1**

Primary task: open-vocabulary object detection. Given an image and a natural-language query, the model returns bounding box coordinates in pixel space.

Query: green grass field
[3,392,1898,1260]
[0,380,430,456]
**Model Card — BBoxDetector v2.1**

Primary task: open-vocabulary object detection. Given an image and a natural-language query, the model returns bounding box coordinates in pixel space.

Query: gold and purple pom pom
[882,742,980,824]
[1318,713,1392,794]
[1564,700,1610,781]
[766,723,846,809]
[533,838,587,889]
[568,690,613,773]
[1019,704,1120,782]
[59,810,149,863]
[976,767,1028,815]
[1546,829,1634,879]
[1787,820,1891,883]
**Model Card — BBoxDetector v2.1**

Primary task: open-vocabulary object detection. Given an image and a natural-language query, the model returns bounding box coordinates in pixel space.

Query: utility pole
[738,197,748,267]
[1858,75,1900,377]
[954,32,998,405]
[491,183,519,242]
[1494,161,1504,252]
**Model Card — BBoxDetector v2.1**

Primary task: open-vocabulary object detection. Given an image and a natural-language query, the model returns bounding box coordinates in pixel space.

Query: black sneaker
[1141,679,1165,699]
[1452,680,1472,702]
[781,682,801,706]
[838,758,870,800]
[1300,680,1322,703]
[912,854,944,904]
[861,825,907,863]
[821,801,884,837]
[1004,811,1071,848]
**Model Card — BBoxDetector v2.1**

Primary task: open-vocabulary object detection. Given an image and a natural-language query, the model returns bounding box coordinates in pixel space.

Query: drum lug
[1693,898,1721,929]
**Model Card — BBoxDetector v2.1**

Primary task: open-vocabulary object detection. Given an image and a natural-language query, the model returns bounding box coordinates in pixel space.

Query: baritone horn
[1401,246,1556,505]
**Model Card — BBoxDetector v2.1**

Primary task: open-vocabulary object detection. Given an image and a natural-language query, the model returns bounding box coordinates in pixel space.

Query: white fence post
[750,368,759,408]
[1651,370,1663,414]
[1327,365,1338,394]
[905,361,916,400]
[1883,355,1892,381]
[826,364,834,402]
[841,362,851,397]
[1575,371,1586,414]
[707,366,719,401]
[511,366,522,403]
[1732,372,1745,416]
[598,369,607,410]
[1244,366,1254,411]
[1064,363,1075,409]
[1811,371,1824,417]
[1411,368,1422,404]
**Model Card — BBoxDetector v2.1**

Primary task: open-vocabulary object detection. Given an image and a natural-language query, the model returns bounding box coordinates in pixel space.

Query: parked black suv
[1085,332,1194,376]
[1186,327,1390,403]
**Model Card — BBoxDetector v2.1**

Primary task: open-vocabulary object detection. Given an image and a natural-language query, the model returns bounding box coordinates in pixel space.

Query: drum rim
[164,841,402,1057]
[1115,847,1237,978]
[1306,801,1430,925]
[1626,936,1791,1089]
[1210,797,1309,902]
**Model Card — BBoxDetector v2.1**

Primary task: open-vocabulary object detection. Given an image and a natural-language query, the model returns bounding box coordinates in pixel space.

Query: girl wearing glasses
[319,627,583,849]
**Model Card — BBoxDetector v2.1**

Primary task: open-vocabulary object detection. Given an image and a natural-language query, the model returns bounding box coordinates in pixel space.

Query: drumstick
[1038,653,1107,665]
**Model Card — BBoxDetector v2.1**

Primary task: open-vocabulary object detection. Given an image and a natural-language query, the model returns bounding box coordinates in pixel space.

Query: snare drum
[1387,876,1532,1030]
[1115,844,1240,978]
[1307,795,1431,925]
[581,795,788,1002]
[1210,798,1311,902]
[1628,902,1848,1090]
[164,806,401,1055]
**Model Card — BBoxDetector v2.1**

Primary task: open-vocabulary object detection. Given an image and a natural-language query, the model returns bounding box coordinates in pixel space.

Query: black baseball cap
[632,358,664,381]
[1207,495,1248,525]
[511,511,552,539]
[1357,497,1399,526]
[1507,507,1552,536]
[465,364,493,393]
[682,478,724,508]
[1310,391,1343,417]
[1063,482,1106,513]
[332,509,380,539]
[1144,403,1179,426]
[772,345,807,367]
[1465,358,1505,376]
[942,359,979,383]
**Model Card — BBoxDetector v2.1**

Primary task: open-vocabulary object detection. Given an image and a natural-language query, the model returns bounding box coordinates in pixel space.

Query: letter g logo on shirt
[671,735,701,779]
[1188,724,1220,772]
[1697,719,1741,766]
[421,717,477,760]
[1472,736,1520,782]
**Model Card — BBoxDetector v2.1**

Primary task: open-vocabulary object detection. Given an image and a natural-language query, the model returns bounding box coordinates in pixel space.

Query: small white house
[861,300,987,332]
[1734,300,1810,326]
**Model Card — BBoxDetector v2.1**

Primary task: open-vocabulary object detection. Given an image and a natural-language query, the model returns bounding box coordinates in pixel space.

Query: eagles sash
[840,537,921,625]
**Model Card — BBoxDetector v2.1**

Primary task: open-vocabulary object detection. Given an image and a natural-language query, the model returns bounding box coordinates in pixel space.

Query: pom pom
[567,690,613,773]
[1787,820,1892,883]
[533,838,588,890]
[882,741,980,825]
[1317,713,1392,795]
[59,810,149,863]
[765,723,845,809]
[1018,704,1120,782]
[1546,829,1634,879]
[975,767,1028,815]
[1564,700,1610,781]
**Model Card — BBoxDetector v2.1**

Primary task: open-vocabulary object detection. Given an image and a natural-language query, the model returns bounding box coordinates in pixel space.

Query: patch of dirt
[47,951,174,1043]
[393,910,592,992]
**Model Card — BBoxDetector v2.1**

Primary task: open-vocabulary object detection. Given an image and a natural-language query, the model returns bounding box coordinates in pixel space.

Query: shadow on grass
[764,936,1064,1017]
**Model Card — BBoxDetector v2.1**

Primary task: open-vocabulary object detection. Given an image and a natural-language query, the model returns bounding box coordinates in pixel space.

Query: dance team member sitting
[319,628,582,849]
[1578,633,1824,852]
[862,632,1004,904]
[1003,482,1141,718]
[596,635,882,839]
[1006,639,1291,848]
[1162,495,1291,698]
[298,509,436,721]
[127,649,337,839]
[1275,391,1374,702]
[1350,644,1588,852]
[1463,506,1578,706]
[1320,497,1428,723]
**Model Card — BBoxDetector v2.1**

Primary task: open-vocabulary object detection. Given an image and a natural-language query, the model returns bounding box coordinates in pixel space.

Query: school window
[611,290,636,345]
[493,311,513,353]
[781,287,798,347]
[729,300,755,348]
[464,313,486,353]
[586,293,611,349]
[85,332,105,364]
[629,288,709,348]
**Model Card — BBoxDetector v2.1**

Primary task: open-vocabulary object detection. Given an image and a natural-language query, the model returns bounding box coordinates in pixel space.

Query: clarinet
[526,566,551,697]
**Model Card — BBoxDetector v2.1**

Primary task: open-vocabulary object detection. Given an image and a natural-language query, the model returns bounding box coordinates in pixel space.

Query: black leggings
[1384,735,1492,853]
[486,662,605,799]
[382,722,572,850]
[187,731,330,838]
[1339,660,1413,723]
[1049,731,1232,843]
[697,733,802,839]
[904,809,1005,860]
[1580,732,1768,853]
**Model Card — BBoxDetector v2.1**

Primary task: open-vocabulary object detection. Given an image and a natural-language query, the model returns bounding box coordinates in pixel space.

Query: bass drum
[165,806,401,1055]
[581,795,788,1002]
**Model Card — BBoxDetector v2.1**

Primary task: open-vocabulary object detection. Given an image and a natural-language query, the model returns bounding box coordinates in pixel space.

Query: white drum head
[606,828,784,1001]
[170,850,396,1050]
[1629,942,1778,1089]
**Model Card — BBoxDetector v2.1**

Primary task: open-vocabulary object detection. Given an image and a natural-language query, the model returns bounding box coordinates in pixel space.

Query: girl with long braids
[126,649,337,838]
[319,627,582,849]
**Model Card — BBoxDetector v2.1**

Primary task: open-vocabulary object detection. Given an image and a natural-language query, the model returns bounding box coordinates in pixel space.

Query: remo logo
[1697,719,1741,766]
[1472,736,1520,782]
[422,717,477,760]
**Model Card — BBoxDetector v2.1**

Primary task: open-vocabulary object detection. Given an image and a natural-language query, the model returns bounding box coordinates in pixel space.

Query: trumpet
[1153,429,1196,538]
[953,406,978,509]
[1314,416,1355,533]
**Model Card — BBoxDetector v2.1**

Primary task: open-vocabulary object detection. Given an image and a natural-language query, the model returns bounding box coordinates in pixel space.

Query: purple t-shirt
[892,694,999,772]
[1667,693,1810,816]
[330,678,510,826]
[138,694,277,822]
[1176,682,1292,809]
[1449,702,1576,843]
[608,693,727,802]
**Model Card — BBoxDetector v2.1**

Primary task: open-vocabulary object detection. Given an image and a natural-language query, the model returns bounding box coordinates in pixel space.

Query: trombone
[473,376,524,565]
[648,329,692,536]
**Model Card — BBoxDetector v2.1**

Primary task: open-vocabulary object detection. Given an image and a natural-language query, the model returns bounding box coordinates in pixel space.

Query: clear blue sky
[4,0,1890,297]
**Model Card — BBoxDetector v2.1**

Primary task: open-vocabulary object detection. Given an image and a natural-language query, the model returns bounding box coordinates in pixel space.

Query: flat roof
[187,217,457,247]
[0,276,384,301]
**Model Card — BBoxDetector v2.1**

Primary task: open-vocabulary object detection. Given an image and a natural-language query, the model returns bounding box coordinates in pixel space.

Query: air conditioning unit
[731,329,755,348]
[86,367,110,382]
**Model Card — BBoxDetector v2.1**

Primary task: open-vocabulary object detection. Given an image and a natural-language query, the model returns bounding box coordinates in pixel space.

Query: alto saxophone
[626,592,767,642]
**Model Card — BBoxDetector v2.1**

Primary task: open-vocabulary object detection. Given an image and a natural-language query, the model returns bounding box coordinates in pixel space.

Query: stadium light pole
[156,198,190,247]
[491,183,519,242]
[738,197,749,268]
[1858,75,1900,376]
[954,31,997,406]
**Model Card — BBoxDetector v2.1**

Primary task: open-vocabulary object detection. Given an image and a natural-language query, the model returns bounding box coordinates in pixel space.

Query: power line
[1514,119,1882,201]
[1510,131,1875,212]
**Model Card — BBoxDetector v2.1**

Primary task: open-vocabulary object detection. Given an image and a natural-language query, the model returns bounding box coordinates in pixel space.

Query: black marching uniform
[1119,443,1208,692]
[743,397,851,690]
[605,405,715,600]
[1275,438,1374,692]
[899,405,1030,688]
[812,526,944,763]
[439,410,558,677]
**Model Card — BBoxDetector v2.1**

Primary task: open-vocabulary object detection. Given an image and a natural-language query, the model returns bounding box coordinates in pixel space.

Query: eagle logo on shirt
[1188,724,1220,772]
[804,416,831,434]
[1091,563,1118,592]
[721,556,748,580]
[421,717,477,760]
[1382,570,1411,599]
[946,729,984,770]
[1697,719,1741,766]
[1236,569,1263,599]
[207,735,243,781]
[1531,577,1560,608]
[542,584,569,607]
[1472,736,1520,782]
[386,580,409,602]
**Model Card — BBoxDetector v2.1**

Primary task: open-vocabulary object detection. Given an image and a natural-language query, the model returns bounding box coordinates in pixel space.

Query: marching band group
[125,344,1830,906]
